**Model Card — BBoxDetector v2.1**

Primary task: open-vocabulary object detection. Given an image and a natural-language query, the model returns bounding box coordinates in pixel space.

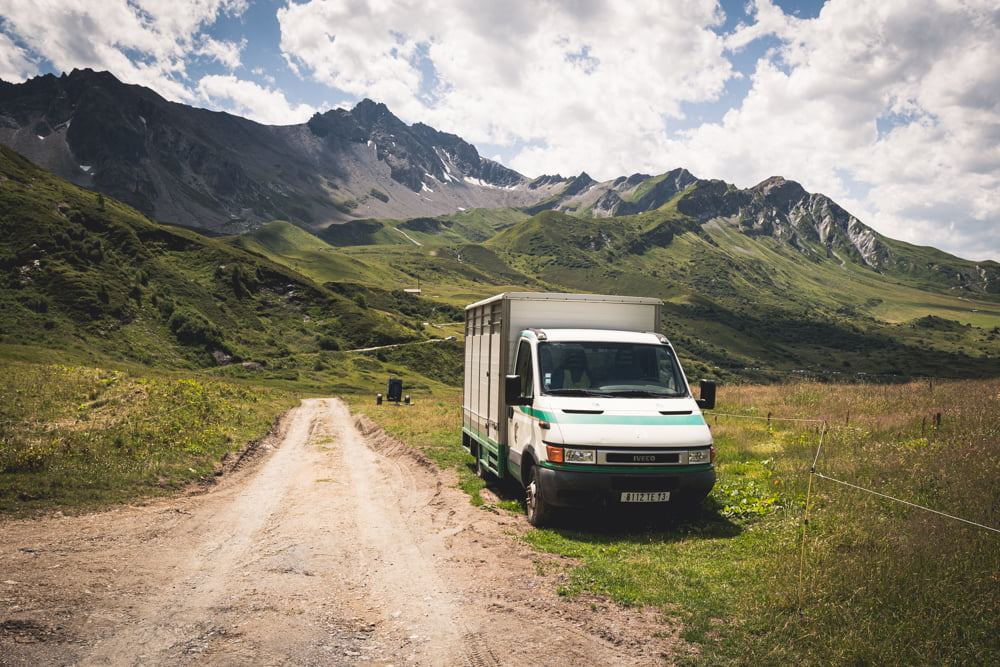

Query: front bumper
[536,464,716,508]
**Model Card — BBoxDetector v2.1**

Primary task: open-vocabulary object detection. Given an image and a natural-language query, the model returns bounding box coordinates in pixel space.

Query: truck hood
[530,396,713,448]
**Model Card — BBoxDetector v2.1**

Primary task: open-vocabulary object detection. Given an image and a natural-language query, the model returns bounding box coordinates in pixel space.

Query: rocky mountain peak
[752,176,808,206]
[351,98,392,123]
[616,173,653,188]
[528,174,570,189]
[306,97,525,193]
[736,177,886,267]
[563,172,596,196]
[0,71,537,231]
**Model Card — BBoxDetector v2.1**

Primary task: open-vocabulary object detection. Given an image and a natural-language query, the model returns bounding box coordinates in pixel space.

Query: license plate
[620,491,670,503]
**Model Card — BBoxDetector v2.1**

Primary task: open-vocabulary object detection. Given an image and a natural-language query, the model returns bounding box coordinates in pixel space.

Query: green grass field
[0,360,300,513]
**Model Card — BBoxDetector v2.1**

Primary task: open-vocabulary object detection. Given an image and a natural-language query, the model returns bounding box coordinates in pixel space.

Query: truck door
[508,339,535,483]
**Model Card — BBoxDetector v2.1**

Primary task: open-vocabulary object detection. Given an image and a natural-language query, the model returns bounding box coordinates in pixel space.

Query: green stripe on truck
[518,406,706,426]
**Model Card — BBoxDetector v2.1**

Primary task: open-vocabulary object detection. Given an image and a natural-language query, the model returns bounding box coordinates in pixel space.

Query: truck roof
[466,292,663,310]
[523,328,669,345]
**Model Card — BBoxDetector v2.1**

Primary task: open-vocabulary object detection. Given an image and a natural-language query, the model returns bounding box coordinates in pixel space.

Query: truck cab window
[514,341,534,398]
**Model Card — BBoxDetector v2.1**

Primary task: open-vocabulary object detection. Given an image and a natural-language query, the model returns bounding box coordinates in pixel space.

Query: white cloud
[196,74,317,125]
[277,0,735,178]
[0,32,37,81]
[724,0,800,52]
[131,0,248,35]
[196,36,246,71]
[0,0,248,99]
[0,1,153,72]
[251,67,276,86]
[666,0,1000,261]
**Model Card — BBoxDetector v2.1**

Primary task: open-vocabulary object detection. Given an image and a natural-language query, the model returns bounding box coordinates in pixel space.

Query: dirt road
[1,398,685,665]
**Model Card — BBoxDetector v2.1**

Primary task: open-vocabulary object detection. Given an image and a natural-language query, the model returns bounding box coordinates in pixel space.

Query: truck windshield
[538,342,688,397]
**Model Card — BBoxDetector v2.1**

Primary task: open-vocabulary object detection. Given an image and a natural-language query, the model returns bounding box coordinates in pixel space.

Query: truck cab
[461,292,716,526]
[505,328,715,524]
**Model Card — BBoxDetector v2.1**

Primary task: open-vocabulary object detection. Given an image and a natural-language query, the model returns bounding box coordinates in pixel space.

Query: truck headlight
[688,448,711,464]
[564,448,595,464]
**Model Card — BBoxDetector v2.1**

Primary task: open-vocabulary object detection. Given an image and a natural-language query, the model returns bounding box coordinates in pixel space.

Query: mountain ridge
[0,69,997,298]
[0,69,559,233]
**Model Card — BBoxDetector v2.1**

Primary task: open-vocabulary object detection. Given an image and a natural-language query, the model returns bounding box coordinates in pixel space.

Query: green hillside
[318,207,526,247]
[502,207,1000,379]
[3,141,999,385]
[0,145,456,391]
[244,192,1000,382]
[233,220,395,285]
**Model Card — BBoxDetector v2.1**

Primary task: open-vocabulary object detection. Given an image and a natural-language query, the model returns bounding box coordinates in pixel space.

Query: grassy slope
[0,361,299,513]
[233,220,399,285]
[239,196,1000,380]
[317,207,527,247]
[479,204,1000,378]
[0,145,432,379]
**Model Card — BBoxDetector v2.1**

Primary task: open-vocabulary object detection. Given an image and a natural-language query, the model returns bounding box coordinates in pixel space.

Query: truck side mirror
[505,375,527,406]
[696,379,716,410]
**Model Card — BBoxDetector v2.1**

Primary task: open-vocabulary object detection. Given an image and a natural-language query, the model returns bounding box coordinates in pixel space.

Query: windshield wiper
[545,388,614,397]
[605,390,678,398]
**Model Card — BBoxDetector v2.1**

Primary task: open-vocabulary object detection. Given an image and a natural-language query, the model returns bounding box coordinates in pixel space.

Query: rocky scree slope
[0,69,559,233]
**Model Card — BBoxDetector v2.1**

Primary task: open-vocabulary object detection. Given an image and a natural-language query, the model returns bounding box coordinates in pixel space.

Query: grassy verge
[0,359,299,514]
[352,380,1000,665]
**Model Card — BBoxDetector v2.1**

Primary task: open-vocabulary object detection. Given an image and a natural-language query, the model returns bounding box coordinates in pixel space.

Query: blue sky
[1,0,998,262]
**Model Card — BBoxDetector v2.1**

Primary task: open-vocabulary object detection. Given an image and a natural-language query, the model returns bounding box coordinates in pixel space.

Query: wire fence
[711,410,999,534]
[709,410,999,612]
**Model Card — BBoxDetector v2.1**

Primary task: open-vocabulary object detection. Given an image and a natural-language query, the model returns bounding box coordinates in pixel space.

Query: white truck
[462,292,717,526]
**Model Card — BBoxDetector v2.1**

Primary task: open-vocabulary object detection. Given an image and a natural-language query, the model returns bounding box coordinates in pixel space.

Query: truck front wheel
[525,466,552,527]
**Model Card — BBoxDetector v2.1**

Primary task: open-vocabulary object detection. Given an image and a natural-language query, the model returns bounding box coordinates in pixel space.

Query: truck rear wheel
[525,466,552,527]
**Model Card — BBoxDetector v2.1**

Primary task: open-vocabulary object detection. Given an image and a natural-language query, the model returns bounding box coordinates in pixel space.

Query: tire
[525,465,552,527]
[474,451,487,479]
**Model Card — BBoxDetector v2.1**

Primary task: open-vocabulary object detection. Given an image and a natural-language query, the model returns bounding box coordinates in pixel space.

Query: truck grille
[598,448,700,465]
[605,452,680,464]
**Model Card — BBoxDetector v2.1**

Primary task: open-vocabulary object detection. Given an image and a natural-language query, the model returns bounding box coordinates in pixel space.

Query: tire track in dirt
[317,398,483,665]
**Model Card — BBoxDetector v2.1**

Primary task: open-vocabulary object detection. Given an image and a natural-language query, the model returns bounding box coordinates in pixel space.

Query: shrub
[168,308,221,346]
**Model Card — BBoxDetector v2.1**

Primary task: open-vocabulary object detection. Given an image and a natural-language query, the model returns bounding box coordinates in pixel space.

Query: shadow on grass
[548,501,743,542]
[469,462,742,541]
